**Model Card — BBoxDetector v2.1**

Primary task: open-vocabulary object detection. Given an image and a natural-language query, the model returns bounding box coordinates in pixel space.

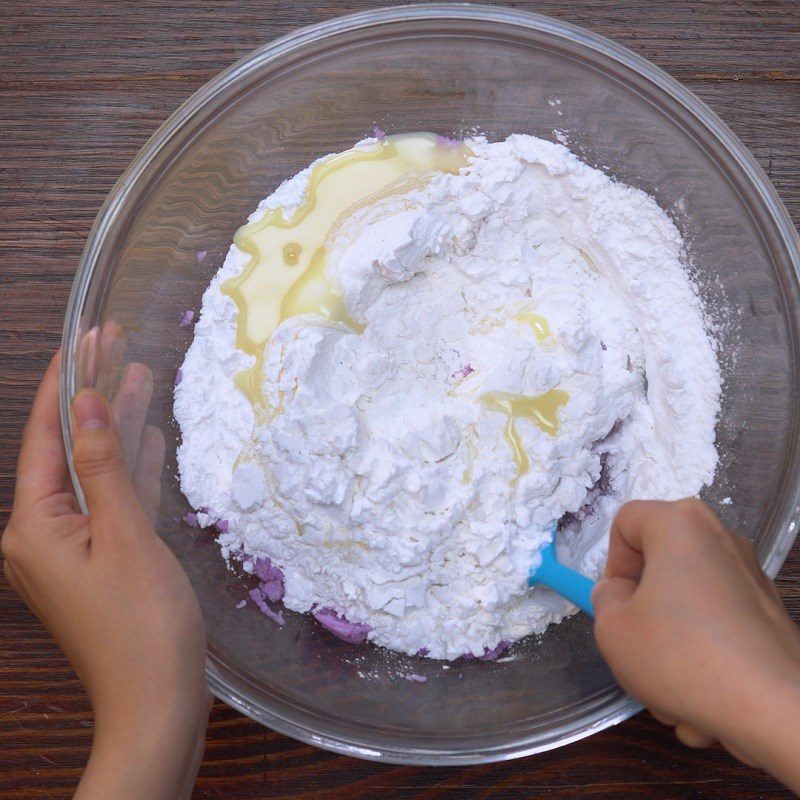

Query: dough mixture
[175,133,720,660]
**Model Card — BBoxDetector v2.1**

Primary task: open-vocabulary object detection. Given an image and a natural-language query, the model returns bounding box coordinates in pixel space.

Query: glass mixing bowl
[61,4,800,764]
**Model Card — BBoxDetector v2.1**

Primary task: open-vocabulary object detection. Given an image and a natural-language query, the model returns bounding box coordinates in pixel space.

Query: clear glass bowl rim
[60,2,800,765]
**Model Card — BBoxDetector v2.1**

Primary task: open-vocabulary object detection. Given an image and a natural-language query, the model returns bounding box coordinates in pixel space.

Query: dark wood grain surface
[1,1,799,798]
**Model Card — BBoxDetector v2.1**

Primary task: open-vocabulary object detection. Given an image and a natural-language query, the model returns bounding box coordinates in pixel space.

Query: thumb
[591,576,637,616]
[592,576,639,666]
[71,389,142,529]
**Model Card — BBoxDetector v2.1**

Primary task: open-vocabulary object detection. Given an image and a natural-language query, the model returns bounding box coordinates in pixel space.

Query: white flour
[175,134,720,660]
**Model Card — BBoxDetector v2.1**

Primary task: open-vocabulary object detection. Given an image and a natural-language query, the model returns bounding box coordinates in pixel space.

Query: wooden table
[1,1,799,797]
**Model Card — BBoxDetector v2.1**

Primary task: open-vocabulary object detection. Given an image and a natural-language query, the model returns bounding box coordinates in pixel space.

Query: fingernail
[73,390,109,430]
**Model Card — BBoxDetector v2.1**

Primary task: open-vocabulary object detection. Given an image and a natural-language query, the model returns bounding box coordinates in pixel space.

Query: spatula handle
[528,542,596,617]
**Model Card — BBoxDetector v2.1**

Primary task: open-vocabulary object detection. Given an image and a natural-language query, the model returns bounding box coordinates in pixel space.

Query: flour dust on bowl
[61,5,800,765]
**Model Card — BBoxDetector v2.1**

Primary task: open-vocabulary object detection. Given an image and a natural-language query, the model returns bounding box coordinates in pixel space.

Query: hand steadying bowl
[61,5,800,764]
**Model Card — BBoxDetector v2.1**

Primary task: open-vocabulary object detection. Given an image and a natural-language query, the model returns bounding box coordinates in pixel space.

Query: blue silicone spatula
[528,527,596,617]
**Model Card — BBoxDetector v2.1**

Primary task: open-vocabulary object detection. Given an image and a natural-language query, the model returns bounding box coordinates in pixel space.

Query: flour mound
[174,134,720,660]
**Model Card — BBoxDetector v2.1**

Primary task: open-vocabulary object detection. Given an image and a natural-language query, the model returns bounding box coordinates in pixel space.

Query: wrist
[716,653,800,791]
[750,667,800,792]
[82,690,209,800]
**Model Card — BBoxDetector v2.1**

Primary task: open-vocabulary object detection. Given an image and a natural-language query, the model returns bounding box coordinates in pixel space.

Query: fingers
[650,711,717,750]
[650,708,679,726]
[608,498,720,578]
[78,322,126,396]
[15,351,70,506]
[611,499,670,554]
[675,722,717,749]
[80,322,152,477]
[604,521,645,581]
[71,389,148,536]
[132,424,166,523]
[110,363,154,474]
[96,322,127,398]
[604,500,666,580]
[592,576,639,661]
[592,576,637,617]
[78,326,100,388]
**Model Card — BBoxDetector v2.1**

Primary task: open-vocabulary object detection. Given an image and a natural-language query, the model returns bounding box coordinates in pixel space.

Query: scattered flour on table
[174,134,720,660]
